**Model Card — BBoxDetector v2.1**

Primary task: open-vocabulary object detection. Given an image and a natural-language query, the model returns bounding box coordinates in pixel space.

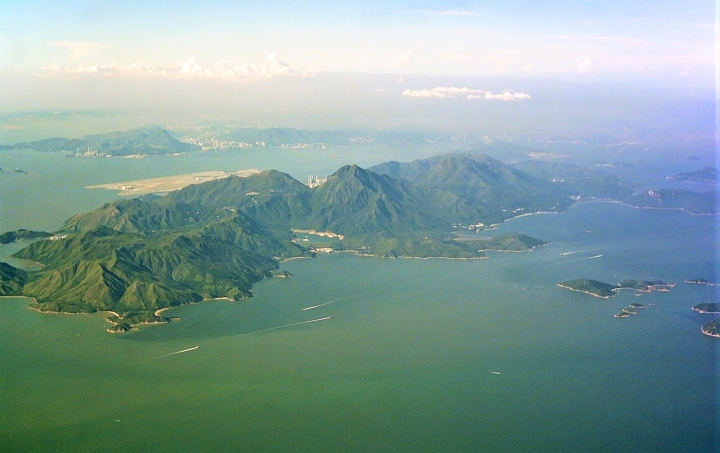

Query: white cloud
[397,77,403,84]
[266,52,301,76]
[176,53,307,80]
[578,57,593,73]
[402,86,484,98]
[39,54,310,80]
[402,87,531,101]
[480,91,532,100]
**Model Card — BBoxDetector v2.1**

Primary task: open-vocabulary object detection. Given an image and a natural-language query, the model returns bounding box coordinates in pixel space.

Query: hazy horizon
[1,1,716,147]
[1,73,715,152]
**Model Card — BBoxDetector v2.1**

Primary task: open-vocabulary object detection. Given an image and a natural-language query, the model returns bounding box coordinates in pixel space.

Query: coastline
[0,295,36,302]
[336,249,487,260]
[556,283,614,299]
[685,280,719,286]
[700,326,720,338]
[485,210,560,230]
[476,243,550,253]
[692,308,720,314]
[580,199,718,217]
[281,256,311,262]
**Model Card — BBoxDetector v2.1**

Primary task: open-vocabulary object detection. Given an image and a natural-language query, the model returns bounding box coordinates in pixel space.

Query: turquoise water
[0,150,718,452]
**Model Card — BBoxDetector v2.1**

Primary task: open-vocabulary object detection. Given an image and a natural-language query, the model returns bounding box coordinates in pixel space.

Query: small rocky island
[692,302,720,314]
[106,311,179,333]
[557,279,617,298]
[557,278,674,299]
[614,303,650,318]
[690,303,720,338]
[700,319,720,338]
[558,278,672,320]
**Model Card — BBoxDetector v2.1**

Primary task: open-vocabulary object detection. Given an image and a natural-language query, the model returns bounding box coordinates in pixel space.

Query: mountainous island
[667,166,717,183]
[0,146,714,332]
[375,151,717,215]
[5,126,199,156]
[0,153,561,331]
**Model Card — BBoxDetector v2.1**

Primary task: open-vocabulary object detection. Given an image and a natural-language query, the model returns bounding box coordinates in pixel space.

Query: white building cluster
[307,175,328,188]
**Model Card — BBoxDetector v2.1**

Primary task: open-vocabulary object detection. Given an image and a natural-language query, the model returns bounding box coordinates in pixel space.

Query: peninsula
[9,125,199,156]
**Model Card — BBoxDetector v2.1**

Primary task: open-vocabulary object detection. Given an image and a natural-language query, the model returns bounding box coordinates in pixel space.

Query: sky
[0,0,716,140]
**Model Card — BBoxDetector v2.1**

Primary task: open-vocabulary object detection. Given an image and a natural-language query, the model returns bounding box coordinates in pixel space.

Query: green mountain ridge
[370,153,573,223]
[8,210,308,326]
[512,160,636,200]
[0,155,594,329]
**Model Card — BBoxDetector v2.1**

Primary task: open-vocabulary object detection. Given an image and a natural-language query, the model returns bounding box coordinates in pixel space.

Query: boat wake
[156,345,199,359]
[579,254,603,260]
[299,281,429,313]
[244,316,332,335]
[302,300,335,311]
[560,251,581,256]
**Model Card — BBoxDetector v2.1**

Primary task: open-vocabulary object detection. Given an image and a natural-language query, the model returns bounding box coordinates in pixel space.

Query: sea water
[0,150,718,452]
